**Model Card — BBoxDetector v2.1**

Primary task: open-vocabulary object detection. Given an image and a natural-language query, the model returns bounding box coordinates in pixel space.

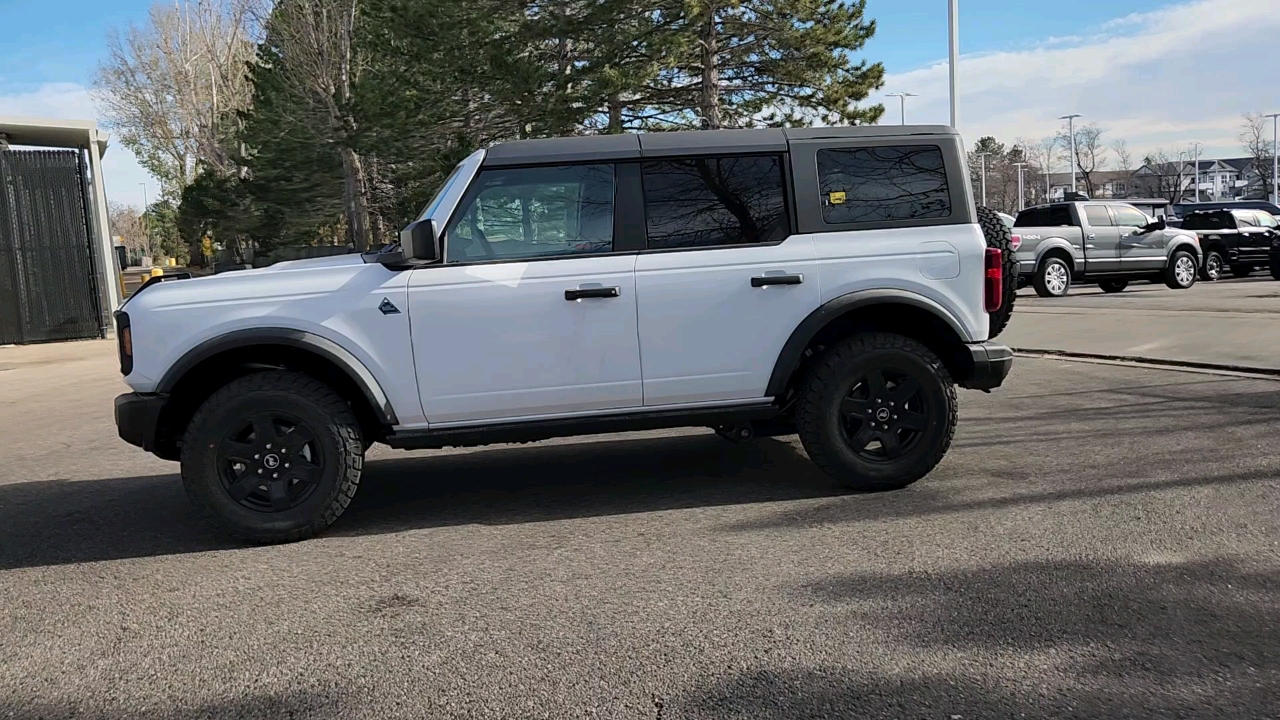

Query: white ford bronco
[115,126,1014,542]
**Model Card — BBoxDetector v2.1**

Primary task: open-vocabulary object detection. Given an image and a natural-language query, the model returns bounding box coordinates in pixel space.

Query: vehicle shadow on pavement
[0,434,841,571]
[677,556,1280,719]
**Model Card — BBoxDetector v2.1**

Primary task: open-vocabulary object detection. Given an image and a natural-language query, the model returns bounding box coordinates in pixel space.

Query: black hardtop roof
[480,125,958,167]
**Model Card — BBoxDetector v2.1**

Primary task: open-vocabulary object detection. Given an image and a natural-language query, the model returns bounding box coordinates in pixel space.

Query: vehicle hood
[121,253,372,310]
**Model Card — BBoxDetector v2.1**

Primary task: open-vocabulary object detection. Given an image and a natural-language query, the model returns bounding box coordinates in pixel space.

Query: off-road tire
[1199,250,1224,281]
[795,333,957,492]
[1033,256,1072,298]
[1231,264,1253,279]
[180,371,364,543]
[1165,250,1199,289]
[1098,279,1129,293]
[977,205,1017,338]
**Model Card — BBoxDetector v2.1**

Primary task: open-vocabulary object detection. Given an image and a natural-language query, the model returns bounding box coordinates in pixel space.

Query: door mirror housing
[361,219,440,267]
[1140,217,1166,233]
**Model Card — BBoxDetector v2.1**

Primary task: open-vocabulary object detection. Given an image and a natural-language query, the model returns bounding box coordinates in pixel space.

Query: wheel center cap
[263,454,281,469]
[875,407,891,422]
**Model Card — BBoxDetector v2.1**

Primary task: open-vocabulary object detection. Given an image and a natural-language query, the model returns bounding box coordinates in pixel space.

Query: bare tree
[109,202,152,259]
[1240,112,1276,201]
[1057,122,1108,198]
[262,0,373,250]
[1112,139,1133,173]
[94,0,262,194]
[1017,136,1055,203]
[1132,148,1185,203]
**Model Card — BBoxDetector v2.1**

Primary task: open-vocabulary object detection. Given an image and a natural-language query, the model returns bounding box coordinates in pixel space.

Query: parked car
[114,125,1014,543]
[1179,209,1279,280]
[1172,200,1280,220]
[1013,201,1202,296]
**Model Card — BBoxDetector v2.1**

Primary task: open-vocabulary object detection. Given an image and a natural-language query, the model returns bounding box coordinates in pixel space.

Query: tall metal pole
[948,0,959,129]
[1059,114,1081,194]
[1014,162,1026,210]
[977,152,989,206]
[1192,142,1202,203]
[1266,113,1280,206]
[1044,140,1052,202]
[886,93,918,125]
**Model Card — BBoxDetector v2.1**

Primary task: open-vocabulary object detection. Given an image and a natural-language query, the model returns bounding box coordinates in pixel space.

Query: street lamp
[948,0,959,128]
[1265,113,1279,206]
[975,152,990,206]
[1059,114,1082,193]
[1191,141,1202,203]
[886,92,918,125]
[1013,162,1027,211]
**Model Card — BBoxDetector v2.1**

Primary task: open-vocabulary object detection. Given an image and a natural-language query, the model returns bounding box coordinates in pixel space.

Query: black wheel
[1033,256,1072,297]
[180,371,364,543]
[976,206,1017,338]
[1230,264,1253,279]
[795,333,957,491]
[1165,250,1199,289]
[1270,262,1280,280]
[1199,250,1224,281]
[1098,279,1129,293]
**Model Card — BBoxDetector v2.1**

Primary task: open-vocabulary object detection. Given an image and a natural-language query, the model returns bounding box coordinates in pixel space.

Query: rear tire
[976,206,1017,338]
[1231,264,1253,278]
[795,333,957,492]
[1199,250,1224,281]
[1033,256,1072,297]
[180,371,364,543]
[1165,250,1199,289]
[1098,279,1129,293]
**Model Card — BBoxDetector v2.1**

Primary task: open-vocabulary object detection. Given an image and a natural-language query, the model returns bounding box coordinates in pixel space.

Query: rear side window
[1083,205,1115,227]
[641,155,789,249]
[1015,206,1072,227]
[816,146,951,224]
[1181,212,1231,231]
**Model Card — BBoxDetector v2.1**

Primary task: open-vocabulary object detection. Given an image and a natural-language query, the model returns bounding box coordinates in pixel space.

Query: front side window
[1256,212,1278,229]
[1111,206,1150,228]
[1234,211,1257,228]
[641,155,789,249]
[445,164,615,263]
[1084,205,1115,227]
[817,145,951,224]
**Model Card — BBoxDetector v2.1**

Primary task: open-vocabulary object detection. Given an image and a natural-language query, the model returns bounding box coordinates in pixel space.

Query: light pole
[975,152,989,206]
[1265,113,1279,206]
[886,92,918,125]
[1059,114,1082,193]
[1043,138,1053,202]
[139,182,149,210]
[1014,162,1027,210]
[948,0,959,128]
[1191,141,1202,203]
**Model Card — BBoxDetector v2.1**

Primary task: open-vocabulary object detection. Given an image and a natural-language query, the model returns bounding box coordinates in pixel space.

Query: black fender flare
[157,327,399,425]
[765,289,970,397]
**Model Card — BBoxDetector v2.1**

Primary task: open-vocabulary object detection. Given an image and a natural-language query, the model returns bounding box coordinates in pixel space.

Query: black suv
[1179,209,1279,280]
[1172,200,1280,220]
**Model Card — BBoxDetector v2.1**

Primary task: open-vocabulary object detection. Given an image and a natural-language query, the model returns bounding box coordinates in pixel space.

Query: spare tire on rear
[977,206,1018,339]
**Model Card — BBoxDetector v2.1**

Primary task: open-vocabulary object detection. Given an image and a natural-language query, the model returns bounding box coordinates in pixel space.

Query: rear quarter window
[1181,213,1231,231]
[816,146,951,224]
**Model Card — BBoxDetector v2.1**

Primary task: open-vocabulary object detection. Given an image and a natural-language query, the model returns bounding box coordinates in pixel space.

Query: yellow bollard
[150,266,164,279]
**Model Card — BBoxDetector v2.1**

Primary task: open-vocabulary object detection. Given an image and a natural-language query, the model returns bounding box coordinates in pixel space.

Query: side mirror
[401,219,440,262]
[1141,218,1166,233]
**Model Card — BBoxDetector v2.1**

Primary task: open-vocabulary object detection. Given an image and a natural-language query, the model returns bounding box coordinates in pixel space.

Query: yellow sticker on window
[829,191,846,205]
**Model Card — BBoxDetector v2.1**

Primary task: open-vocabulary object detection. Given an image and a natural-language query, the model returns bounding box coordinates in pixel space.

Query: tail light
[115,311,133,376]
[1010,234,1022,251]
[985,248,1003,313]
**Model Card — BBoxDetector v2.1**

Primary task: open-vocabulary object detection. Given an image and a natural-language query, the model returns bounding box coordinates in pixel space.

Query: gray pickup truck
[1013,201,1203,297]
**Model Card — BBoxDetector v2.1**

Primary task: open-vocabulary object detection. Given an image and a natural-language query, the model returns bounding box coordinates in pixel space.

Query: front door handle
[751,273,804,288]
[565,286,620,301]
[1087,233,1097,240]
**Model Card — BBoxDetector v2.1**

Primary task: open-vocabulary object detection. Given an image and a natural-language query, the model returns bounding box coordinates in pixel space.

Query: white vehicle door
[407,162,643,425]
[634,155,820,406]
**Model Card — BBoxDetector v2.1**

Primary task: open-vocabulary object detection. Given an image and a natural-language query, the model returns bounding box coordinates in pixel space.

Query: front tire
[180,371,364,543]
[795,333,957,491]
[1165,250,1199,289]
[1098,279,1129,293]
[1033,257,1072,297]
[1200,250,1224,281]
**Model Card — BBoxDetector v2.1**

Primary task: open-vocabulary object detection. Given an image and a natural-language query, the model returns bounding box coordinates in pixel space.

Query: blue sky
[1,0,1274,209]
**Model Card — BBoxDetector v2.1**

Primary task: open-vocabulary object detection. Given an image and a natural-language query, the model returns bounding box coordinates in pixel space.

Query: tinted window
[1014,206,1072,227]
[446,164,615,263]
[1084,205,1114,227]
[1111,206,1150,228]
[1181,212,1231,231]
[641,155,788,249]
[817,146,951,224]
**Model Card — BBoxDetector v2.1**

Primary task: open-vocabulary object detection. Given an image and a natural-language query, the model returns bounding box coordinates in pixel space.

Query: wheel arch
[152,329,398,459]
[1036,243,1077,272]
[1167,238,1203,262]
[766,290,974,400]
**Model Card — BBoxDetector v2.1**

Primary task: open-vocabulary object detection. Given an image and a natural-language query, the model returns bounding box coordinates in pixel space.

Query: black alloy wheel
[217,412,325,512]
[838,368,929,462]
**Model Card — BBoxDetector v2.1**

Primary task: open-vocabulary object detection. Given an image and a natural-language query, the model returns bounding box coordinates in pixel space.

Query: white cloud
[0,82,155,210]
[871,0,1280,162]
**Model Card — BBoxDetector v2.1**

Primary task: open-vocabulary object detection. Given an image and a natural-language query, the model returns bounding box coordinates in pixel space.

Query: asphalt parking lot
[2,279,1279,719]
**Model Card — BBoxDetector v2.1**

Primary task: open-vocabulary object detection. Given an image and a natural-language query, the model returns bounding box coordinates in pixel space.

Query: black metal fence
[0,149,104,344]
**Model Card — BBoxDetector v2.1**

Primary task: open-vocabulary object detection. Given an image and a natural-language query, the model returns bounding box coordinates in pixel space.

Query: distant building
[1044,157,1272,203]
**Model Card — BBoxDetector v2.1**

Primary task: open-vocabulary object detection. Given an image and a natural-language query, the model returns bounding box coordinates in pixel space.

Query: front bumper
[115,392,169,452]
[960,342,1013,391]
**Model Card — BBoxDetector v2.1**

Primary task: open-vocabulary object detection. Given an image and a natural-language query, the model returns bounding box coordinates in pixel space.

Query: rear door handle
[751,273,804,287]
[565,286,620,301]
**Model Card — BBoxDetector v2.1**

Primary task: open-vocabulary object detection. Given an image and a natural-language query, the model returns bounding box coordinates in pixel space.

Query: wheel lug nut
[284,463,290,468]
[254,454,260,460]
[266,443,272,449]
[257,469,263,475]
[272,473,278,478]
